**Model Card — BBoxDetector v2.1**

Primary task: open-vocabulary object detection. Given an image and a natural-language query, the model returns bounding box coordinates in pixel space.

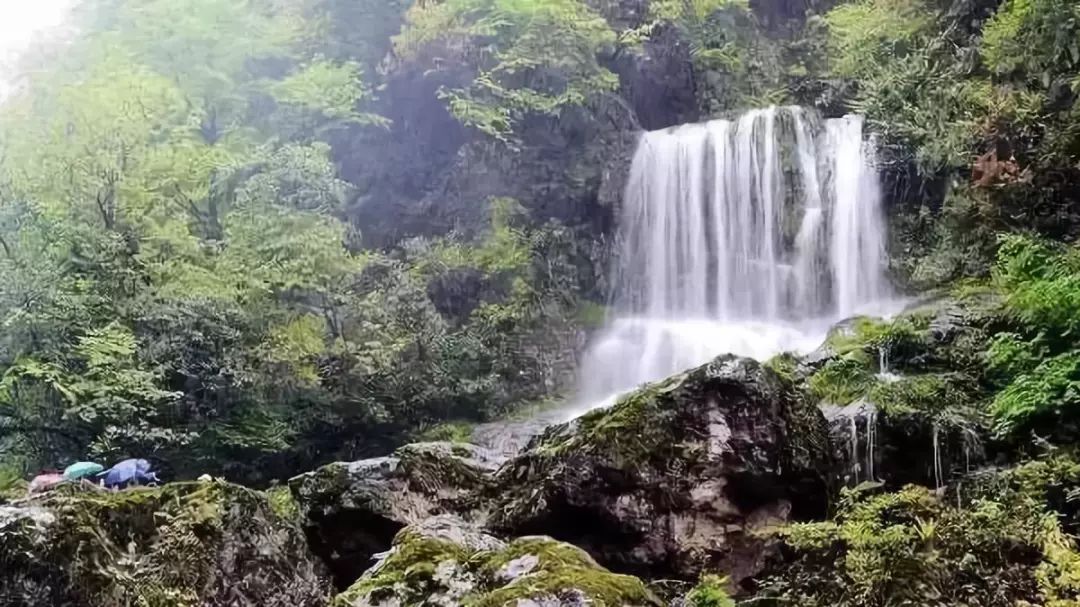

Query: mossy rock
[334,515,662,607]
[0,481,330,607]
[491,355,833,585]
[810,292,1007,385]
[806,295,1006,489]
[290,441,504,588]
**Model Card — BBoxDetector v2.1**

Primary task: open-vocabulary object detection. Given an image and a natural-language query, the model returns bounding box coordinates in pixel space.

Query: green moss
[335,527,473,605]
[266,484,300,521]
[536,373,684,468]
[339,527,661,607]
[0,465,26,503]
[473,537,657,606]
[809,358,876,404]
[765,352,800,384]
[395,443,491,498]
[824,316,929,369]
[290,461,350,503]
[32,483,235,606]
[3,481,323,607]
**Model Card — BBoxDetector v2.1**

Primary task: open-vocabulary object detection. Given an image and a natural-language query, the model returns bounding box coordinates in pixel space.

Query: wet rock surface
[471,409,574,457]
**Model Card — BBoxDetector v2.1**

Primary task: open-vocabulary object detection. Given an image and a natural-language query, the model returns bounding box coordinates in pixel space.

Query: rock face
[335,514,663,607]
[290,442,503,587]
[491,355,833,585]
[0,482,329,607]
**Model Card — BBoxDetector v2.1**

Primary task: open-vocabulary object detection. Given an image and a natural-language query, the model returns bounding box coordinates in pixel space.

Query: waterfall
[577,106,892,408]
[828,116,888,316]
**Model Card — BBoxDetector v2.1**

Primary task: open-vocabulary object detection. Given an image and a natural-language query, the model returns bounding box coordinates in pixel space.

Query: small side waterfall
[578,107,893,408]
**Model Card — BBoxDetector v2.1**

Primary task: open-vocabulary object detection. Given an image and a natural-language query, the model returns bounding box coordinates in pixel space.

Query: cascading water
[576,106,894,410]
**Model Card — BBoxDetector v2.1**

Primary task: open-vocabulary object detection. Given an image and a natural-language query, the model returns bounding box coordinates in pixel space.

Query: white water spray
[577,107,893,410]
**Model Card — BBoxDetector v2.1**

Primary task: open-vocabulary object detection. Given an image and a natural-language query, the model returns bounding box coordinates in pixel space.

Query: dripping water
[932,423,943,489]
[866,407,877,482]
[878,346,901,382]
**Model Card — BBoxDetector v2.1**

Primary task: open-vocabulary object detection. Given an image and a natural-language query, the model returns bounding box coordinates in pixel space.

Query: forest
[2,0,1080,605]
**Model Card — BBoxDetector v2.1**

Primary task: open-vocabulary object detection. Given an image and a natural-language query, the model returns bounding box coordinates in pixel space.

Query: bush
[757,483,1080,606]
[685,574,735,607]
[988,236,1080,438]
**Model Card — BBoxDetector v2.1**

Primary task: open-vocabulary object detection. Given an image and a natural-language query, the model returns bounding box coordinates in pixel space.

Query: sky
[0,0,78,95]
[0,1,76,56]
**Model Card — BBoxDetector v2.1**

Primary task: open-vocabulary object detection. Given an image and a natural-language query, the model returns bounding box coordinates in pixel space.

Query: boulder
[491,355,833,585]
[290,442,503,587]
[334,514,663,607]
[0,482,329,607]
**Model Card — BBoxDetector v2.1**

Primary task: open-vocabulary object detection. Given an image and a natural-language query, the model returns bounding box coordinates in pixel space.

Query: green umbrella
[63,461,104,480]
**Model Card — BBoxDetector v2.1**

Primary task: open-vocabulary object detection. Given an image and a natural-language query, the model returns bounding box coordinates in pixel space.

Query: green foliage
[992,352,1080,435]
[396,0,618,139]
[414,198,532,276]
[988,236,1080,437]
[685,574,735,607]
[646,0,751,71]
[987,332,1044,380]
[269,59,390,131]
[825,0,935,79]
[759,483,1080,606]
[981,0,1080,83]
[809,358,875,404]
[815,0,1079,186]
[0,0,588,482]
[867,374,983,435]
[765,352,801,384]
[639,0,793,112]
[995,235,1080,340]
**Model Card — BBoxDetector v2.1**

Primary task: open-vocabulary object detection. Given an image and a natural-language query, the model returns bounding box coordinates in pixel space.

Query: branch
[0,234,12,260]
